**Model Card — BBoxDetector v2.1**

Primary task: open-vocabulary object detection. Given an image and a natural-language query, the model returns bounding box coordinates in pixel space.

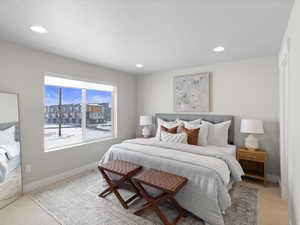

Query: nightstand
[237,148,267,186]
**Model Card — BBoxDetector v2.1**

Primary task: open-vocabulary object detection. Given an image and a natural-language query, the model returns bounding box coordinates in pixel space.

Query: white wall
[137,56,279,178]
[281,0,300,224]
[0,40,137,185]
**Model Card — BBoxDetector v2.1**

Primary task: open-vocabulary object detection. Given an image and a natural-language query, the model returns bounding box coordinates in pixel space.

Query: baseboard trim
[23,161,98,193]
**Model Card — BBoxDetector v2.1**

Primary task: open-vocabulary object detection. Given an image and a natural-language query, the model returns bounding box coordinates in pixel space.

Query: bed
[99,114,244,225]
[0,123,20,183]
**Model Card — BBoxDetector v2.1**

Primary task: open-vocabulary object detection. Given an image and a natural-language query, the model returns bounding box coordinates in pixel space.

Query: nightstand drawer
[238,151,266,162]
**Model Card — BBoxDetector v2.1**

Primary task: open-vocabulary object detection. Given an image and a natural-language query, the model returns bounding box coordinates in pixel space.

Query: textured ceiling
[0,0,294,75]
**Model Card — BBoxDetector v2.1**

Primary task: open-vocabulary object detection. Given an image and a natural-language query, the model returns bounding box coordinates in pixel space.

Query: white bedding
[1,142,20,160]
[149,137,236,158]
[100,139,244,225]
[0,143,20,183]
[204,144,236,158]
[0,149,8,183]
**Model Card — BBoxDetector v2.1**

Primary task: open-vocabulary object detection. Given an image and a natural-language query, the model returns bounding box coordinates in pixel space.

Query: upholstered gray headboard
[154,113,235,144]
[0,122,20,142]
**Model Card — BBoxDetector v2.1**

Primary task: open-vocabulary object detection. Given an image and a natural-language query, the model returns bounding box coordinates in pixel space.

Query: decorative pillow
[202,120,231,146]
[183,123,209,146]
[176,118,201,127]
[155,118,182,138]
[0,126,16,145]
[181,127,200,145]
[160,125,178,134]
[160,131,188,144]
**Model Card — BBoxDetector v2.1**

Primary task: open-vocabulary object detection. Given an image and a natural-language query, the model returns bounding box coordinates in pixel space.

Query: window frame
[43,73,118,152]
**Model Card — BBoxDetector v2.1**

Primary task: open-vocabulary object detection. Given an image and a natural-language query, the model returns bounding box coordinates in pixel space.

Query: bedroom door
[0,92,22,209]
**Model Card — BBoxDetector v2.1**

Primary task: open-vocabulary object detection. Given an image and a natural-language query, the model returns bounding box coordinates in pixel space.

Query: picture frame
[174,72,210,112]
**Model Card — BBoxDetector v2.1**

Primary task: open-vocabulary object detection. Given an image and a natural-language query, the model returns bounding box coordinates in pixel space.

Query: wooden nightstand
[237,148,267,186]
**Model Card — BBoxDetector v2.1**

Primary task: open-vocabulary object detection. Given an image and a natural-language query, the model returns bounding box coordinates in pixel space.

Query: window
[44,75,116,151]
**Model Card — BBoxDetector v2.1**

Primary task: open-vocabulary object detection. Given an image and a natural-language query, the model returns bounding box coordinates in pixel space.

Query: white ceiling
[0,0,293,75]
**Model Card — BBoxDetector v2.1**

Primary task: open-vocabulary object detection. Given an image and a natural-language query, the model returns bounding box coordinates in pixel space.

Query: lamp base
[245,134,259,150]
[142,126,151,137]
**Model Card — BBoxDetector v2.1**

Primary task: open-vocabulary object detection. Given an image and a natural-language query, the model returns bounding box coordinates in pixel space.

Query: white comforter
[99,139,244,225]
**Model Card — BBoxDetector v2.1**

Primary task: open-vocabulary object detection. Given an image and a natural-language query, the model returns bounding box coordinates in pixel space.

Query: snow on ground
[44,127,112,150]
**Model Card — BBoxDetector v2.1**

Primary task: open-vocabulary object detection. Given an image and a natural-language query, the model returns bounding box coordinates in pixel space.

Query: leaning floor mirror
[0,92,22,209]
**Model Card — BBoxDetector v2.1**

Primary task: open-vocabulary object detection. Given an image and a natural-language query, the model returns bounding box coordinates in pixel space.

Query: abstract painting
[174,72,210,112]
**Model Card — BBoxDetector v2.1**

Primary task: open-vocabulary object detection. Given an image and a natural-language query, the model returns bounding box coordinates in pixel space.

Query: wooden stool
[98,160,142,209]
[133,168,188,225]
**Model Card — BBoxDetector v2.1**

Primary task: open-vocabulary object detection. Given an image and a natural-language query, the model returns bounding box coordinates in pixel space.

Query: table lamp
[140,115,152,137]
[240,119,264,151]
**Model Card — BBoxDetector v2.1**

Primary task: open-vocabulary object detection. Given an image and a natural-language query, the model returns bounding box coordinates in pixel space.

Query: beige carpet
[0,167,22,209]
[31,170,257,225]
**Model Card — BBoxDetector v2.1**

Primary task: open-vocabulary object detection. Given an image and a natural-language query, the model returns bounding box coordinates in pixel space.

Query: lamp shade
[240,119,264,134]
[140,115,152,126]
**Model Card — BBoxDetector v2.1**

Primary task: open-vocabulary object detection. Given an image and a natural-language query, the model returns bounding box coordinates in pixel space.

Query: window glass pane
[44,76,116,151]
[85,89,113,141]
[44,86,82,149]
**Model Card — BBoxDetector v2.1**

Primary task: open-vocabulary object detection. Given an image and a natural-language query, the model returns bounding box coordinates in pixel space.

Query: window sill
[44,136,117,152]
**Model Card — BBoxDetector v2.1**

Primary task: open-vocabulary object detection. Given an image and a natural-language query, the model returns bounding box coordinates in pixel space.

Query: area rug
[31,170,257,225]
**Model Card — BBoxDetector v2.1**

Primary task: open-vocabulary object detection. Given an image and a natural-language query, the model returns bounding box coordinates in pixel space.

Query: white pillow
[184,123,209,146]
[160,131,188,144]
[202,120,231,146]
[155,118,182,138]
[0,126,16,145]
[176,118,201,128]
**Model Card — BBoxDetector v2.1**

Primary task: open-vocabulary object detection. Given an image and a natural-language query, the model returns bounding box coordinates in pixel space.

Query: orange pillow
[160,125,178,134]
[182,127,200,145]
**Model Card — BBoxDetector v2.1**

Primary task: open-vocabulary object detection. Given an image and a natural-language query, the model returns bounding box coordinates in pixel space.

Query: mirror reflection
[0,92,22,209]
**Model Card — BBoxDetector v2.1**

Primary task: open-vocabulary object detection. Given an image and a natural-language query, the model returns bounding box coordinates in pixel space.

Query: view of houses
[44,103,111,126]
[44,102,112,149]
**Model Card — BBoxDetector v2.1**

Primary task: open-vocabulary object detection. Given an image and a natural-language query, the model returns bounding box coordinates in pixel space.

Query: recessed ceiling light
[30,25,48,34]
[136,64,144,68]
[213,46,225,52]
